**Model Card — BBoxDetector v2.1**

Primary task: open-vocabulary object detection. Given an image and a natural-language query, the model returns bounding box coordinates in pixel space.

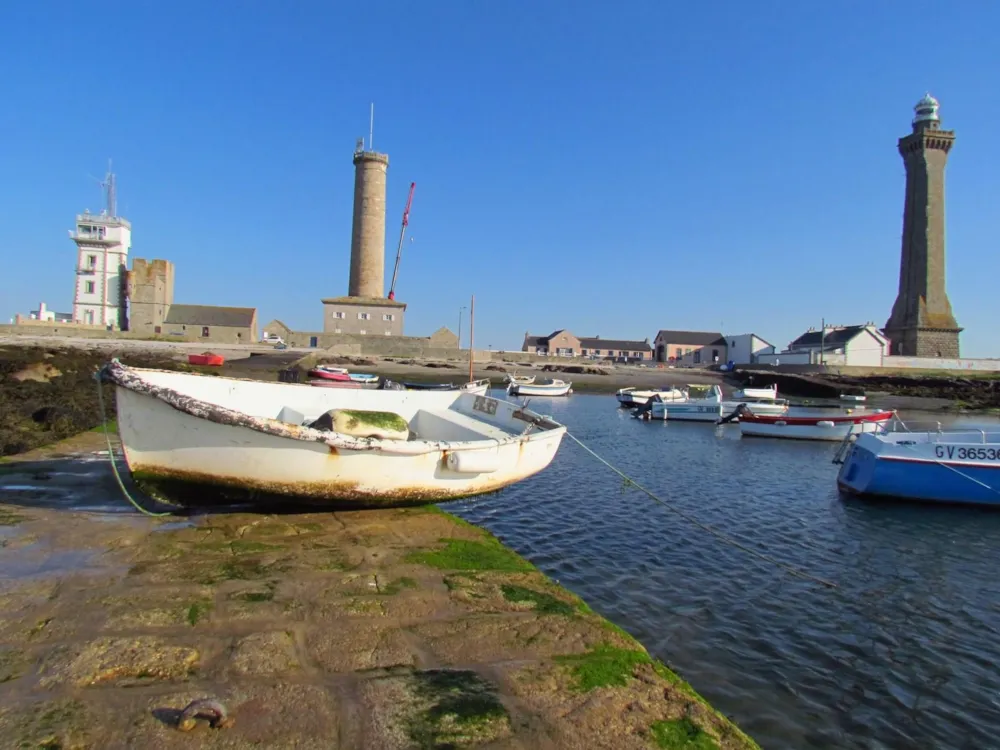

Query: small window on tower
[154,326,161,334]
[85,281,95,294]
[87,255,97,268]
[201,327,209,337]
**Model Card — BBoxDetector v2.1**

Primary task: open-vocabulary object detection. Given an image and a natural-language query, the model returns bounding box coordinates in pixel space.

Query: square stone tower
[126,258,175,334]
[883,94,962,357]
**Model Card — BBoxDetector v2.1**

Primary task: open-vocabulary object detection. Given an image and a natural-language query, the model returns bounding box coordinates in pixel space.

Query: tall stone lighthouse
[883,94,962,357]
[320,139,406,336]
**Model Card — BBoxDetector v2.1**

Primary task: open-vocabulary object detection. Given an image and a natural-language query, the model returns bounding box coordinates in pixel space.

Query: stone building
[321,296,406,336]
[883,94,963,357]
[126,257,257,343]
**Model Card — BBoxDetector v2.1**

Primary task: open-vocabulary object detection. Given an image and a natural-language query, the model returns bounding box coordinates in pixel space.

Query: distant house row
[522,324,890,367]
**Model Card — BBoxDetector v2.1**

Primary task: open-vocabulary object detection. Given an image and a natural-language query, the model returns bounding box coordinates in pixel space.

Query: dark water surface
[448,392,1000,750]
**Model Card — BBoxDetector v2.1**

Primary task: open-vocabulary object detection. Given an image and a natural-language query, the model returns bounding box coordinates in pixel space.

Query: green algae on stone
[0,505,25,526]
[2,699,91,749]
[407,538,534,572]
[650,717,720,749]
[500,584,576,616]
[553,643,652,692]
[378,576,417,596]
[186,601,212,626]
[340,409,409,434]
[408,669,511,747]
[0,646,26,683]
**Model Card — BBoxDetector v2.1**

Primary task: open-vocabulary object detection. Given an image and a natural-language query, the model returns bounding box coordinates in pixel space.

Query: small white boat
[505,373,535,386]
[836,419,1000,505]
[739,408,893,441]
[839,393,867,403]
[508,378,573,397]
[615,386,686,408]
[99,361,565,508]
[462,379,491,397]
[644,385,790,422]
[732,384,778,401]
[349,372,380,384]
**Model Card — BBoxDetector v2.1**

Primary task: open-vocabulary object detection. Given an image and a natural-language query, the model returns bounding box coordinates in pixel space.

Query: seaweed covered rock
[309,409,410,440]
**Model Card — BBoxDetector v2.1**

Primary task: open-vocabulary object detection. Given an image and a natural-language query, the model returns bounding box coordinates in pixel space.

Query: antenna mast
[105,159,117,217]
[369,102,374,150]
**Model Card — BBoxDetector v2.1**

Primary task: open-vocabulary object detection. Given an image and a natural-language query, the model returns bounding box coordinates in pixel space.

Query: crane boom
[388,182,416,300]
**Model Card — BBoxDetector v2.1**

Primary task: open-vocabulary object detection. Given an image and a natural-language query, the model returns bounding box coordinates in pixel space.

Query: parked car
[262,334,284,345]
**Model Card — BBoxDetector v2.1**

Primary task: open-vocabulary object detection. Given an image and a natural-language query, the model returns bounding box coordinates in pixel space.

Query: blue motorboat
[836,420,1000,506]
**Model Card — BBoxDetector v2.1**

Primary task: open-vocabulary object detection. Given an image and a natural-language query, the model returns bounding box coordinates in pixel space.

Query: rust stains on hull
[130,465,513,510]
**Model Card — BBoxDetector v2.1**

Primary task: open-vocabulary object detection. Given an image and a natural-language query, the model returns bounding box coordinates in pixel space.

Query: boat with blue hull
[836,422,1000,506]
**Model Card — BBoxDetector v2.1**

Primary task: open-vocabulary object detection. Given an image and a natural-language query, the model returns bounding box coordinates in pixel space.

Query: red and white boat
[308,366,351,382]
[738,409,894,442]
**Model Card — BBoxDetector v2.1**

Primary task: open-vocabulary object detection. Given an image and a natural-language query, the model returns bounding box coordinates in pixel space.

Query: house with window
[521,330,653,361]
[755,323,888,367]
[724,333,776,365]
[652,330,727,365]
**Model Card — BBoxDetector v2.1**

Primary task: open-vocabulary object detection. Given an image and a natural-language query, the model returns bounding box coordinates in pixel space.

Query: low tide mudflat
[0,434,757,749]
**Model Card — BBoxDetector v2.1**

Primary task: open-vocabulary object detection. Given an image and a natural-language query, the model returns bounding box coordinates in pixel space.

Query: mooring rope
[94,372,172,517]
[564,431,839,589]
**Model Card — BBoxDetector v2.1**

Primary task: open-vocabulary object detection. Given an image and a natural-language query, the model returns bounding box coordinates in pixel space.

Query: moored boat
[188,352,224,367]
[403,379,491,397]
[507,378,573,397]
[349,372,380,384]
[309,366,351,382]
[642,384,789,422]
[505,373,535,386]
[99,361,565,508]
[738,408,893,441]
[836,421,1000,505]
[615,386,685,408]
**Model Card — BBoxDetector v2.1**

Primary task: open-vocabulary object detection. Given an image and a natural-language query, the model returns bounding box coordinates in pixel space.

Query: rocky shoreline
[0,425,760,748]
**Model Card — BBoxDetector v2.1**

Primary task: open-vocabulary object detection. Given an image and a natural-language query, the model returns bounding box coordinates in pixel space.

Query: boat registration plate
[473,396,498,416]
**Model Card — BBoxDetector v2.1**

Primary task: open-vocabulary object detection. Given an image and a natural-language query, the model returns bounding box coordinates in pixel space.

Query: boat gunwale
[101,361,565,456]
[740,410,894,425]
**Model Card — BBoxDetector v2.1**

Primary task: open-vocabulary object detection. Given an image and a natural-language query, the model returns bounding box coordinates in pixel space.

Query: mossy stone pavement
[0,439,759,749]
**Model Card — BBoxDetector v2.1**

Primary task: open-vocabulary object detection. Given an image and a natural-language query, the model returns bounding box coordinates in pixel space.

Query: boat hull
[616,388,685,408]
[188,354,224,367]
[838,432,1000,506]
[109,368,564,509]
[649,402,724,422]
[508,382,572,397]
[309,369,351,382]
[740,412,892,441]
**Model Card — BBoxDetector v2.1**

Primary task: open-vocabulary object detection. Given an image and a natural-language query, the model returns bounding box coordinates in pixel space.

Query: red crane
[387,181,416,301]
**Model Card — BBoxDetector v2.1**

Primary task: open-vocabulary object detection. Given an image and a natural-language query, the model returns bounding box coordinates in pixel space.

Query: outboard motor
[717,402,751,425]
[632,395,658,421]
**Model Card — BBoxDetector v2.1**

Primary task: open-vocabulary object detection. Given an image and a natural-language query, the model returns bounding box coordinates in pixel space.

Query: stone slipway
[0,435,759,749]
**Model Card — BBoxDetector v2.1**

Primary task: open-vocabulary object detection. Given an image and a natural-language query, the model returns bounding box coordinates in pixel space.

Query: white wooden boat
[507,378,573,397]
[732,384,778,401]
[349,372,380,384]
[505,373,535,386]
[837,419,1000,505]
[739,408,893,441]
[644,385,789,422]
[99,361,565,508]
[403,379,491,397]
[615,386,685,408]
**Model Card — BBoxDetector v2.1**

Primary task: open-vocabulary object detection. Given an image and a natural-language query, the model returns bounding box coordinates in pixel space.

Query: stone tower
[348,145,389,298]
[884,94,962,357]
[126,258,175,334]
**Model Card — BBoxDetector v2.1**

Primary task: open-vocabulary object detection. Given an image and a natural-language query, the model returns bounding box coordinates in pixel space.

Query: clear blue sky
[2,1,998,355]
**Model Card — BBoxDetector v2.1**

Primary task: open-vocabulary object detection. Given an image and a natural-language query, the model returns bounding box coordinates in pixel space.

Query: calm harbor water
[448,392,1000,750]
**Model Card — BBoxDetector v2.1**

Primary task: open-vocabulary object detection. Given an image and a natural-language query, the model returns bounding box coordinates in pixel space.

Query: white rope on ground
[94,372,173,517]
[564,431,839,589]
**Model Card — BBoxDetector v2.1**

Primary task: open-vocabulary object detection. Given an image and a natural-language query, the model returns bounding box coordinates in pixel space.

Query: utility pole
[458,306,466,349]
[820,318,826,366]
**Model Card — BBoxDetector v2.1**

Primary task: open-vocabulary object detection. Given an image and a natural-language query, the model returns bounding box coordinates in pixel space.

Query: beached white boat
[505,373,535,386]
[732,384,778,401]
[507,378,573,397]
[349,372,380,384]
[615,386,686,408]
[738,408,893,441]
[643,385,789,422]
[99,361,565,507]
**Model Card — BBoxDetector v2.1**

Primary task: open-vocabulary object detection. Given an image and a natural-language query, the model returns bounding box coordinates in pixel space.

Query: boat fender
[446,450,501,474]
[309,409,410,440]
[817,420,836,428]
